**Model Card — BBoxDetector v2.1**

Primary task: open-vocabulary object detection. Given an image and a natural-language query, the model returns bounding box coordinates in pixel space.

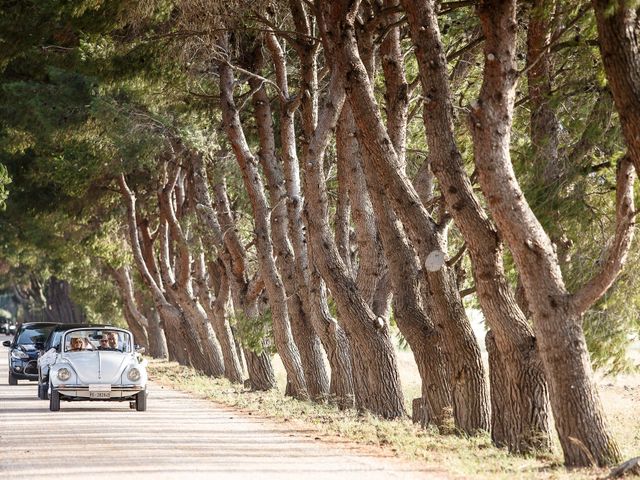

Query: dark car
[0,322,16,335]
[36,323,109,399]
[3,322,57,385]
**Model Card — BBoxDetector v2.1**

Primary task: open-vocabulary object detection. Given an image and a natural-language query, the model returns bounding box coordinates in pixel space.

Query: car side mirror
[2,340,11,347]
[135,345,145,354]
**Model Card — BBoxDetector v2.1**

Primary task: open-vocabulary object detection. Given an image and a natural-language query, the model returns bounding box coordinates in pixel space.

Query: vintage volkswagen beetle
[45,327,147,412]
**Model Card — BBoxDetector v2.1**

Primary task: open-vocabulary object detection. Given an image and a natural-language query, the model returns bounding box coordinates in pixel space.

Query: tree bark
[368,7,453,427]
[299,64,405,418]
[249,64,329,400]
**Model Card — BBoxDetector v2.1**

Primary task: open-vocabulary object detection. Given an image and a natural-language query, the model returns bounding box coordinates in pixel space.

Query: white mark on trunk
[425,250,446,272]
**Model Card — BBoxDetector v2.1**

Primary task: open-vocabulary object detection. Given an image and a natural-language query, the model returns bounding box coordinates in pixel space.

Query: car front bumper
[56,385,145,399]
[10,359,39,380]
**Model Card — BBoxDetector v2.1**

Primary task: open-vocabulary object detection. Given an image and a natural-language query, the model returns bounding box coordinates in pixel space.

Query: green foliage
[0,162,9,209]
[232,310,275,355]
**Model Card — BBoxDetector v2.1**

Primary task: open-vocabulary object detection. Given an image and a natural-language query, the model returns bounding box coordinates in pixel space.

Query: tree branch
[571,156,636,315]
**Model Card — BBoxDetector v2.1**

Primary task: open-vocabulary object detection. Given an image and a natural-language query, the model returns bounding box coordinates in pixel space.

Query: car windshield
[64,329,131,353]
[16,325,56,345]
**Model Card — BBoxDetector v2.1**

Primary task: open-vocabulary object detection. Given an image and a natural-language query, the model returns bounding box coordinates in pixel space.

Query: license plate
[89,384,111,399]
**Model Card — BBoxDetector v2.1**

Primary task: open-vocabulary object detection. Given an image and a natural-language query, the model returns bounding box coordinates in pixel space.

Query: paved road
[0,334,446,479]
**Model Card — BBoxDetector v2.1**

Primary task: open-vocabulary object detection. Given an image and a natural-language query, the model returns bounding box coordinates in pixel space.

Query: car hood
[62,351,132,384]
[17,344,40,359]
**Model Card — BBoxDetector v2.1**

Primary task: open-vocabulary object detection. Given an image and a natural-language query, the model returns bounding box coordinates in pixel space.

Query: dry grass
[146,351,639,480]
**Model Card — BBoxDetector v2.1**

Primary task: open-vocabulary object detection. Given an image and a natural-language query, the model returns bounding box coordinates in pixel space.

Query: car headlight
[57,368,71,381]
[127,367,141,381]
[11,350,29,360]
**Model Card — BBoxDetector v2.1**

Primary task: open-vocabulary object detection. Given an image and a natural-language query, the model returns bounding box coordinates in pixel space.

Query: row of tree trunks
[371,7,452,427]
[211,176,277,391]
[118,173,204,369]
[324,0,489,434]
[98,1,638,469]
[297,57,405,417]
[400,0,550,452]
[217,40,309,399]
[265,16,356,408]
[155,162,225,377]
[248,64,330,401]
[470,0,635,466]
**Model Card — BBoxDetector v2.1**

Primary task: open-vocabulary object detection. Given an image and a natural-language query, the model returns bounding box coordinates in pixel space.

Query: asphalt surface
[0,334,446,479]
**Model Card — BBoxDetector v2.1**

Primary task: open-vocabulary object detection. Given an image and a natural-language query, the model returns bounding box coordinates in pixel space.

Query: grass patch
[146,358,637,479]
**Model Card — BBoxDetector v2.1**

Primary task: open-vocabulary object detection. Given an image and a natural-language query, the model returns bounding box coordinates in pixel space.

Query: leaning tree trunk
[145,307,168,359]
[470,0,634,466]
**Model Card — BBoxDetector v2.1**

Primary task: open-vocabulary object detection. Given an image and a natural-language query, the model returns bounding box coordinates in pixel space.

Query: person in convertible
[69,337,85,352]
[98,332,121,351]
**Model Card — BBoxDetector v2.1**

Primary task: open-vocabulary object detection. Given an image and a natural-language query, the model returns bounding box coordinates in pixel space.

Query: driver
[69,337,84,352]
[97,335,111,350]
[106,331,120,351]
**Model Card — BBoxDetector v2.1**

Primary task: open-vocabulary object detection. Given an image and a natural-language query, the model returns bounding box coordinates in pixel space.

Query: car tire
[38,382,48,400]
[49,389,60,411]
[135,389,147,412]
[8,372,17,385]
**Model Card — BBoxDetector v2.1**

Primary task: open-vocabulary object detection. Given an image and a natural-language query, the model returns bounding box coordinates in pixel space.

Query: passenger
[69,337,84,352]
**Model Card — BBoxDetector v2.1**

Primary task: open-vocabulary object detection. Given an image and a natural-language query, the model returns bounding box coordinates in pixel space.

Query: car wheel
[135,389,147,412]
[38,382,49,400]
[8,372,17,385]
[49,389,60,411]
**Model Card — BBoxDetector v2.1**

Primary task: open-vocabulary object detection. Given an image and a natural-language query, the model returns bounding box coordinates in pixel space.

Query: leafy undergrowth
[147,359,633,480]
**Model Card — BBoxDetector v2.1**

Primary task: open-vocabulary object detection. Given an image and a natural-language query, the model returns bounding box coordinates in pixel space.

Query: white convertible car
[44,327,147,412]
